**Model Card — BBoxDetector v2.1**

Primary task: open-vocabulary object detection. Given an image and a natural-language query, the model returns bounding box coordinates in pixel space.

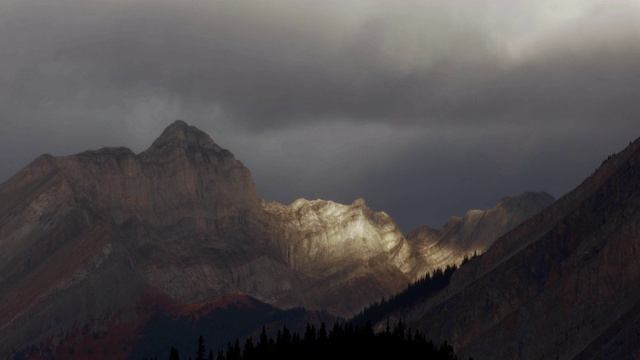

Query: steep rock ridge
[42,120,280,304]
[62,120,263,228]
[407,192,554,272]
[392,138,640,359]
[263,198,419,316]
[264,198,416,274]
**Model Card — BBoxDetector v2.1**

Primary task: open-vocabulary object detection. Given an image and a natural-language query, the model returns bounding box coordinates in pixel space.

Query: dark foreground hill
[374,138,640,359]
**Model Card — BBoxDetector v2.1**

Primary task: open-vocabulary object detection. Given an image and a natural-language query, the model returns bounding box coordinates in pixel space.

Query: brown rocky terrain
[0,120,554,358]
[379,138,640,359]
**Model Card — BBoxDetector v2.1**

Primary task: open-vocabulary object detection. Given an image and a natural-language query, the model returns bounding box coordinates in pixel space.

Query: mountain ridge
[406,191,555,273]
[0,120,556,358]
[377,136,640,359]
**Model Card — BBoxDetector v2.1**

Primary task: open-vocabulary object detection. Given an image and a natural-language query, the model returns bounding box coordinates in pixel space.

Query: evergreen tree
[256,326,269,357]
[169,346,180,360]
[230,339,241,360]
[243,337,254,360]
[162,320,463,360]
[196,335,206,360]
[215,350,225,360]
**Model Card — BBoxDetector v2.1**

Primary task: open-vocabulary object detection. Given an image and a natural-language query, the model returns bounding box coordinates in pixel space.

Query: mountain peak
[146,120,221,153]
[351,198,367,207]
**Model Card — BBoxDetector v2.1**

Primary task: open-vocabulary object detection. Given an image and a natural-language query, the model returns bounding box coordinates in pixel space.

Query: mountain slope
[407,192,554,272]
[385,139,640,359]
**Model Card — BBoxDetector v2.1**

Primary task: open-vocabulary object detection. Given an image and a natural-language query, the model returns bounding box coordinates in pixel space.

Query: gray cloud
[1,0,640,231]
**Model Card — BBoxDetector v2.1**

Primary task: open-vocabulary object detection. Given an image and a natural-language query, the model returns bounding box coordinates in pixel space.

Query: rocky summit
[0,121,553,359]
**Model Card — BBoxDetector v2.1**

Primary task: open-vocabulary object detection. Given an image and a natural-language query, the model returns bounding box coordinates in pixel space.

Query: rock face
[263,198,419,316]
[0,120,553,358]
[384,138,640,359]
[0,120,272,357]
[407,192,554,272]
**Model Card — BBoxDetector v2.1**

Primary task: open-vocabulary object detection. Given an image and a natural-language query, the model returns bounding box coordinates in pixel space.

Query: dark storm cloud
[0,0,501,129]
[1,0,640,230]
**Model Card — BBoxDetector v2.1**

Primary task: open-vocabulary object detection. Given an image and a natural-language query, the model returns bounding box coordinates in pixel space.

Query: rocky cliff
[0,120,275,357]
[263,198,419,316]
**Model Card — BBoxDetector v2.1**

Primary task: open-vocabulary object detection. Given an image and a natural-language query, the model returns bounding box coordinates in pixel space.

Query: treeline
[153,320,466,360]
[351,252,480,327]
[147,256,482,360]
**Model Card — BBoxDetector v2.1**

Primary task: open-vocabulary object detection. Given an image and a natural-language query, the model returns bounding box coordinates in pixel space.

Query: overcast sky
[1,0,640,232]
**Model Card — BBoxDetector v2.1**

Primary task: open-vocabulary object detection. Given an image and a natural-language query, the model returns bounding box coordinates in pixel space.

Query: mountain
[0,120,552,358]
[376,139,640,359]
[407,192,554,272]
[0,121,271,358]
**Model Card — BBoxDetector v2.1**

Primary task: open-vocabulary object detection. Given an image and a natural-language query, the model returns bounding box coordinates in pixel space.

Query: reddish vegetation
[20,291,261,360]
[24,293,157,360]
[26,312,146,360]
[179,293,257,318]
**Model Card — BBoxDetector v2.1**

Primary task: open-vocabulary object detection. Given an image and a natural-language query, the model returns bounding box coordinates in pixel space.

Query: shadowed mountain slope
[407,191,554,272]
[379,138,640,359]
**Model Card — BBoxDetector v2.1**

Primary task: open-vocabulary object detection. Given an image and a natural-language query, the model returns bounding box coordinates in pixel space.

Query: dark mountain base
[10,293,337,360]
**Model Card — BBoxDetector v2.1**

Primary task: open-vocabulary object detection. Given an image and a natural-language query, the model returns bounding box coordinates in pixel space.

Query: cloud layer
[2,0,640,230]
